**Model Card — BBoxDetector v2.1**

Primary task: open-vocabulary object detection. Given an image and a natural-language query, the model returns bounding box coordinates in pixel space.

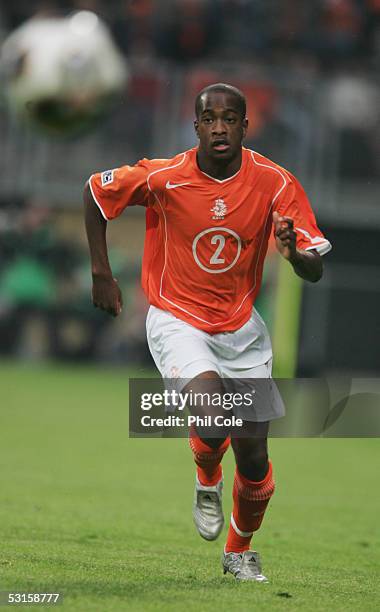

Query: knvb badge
[211,198,227,220]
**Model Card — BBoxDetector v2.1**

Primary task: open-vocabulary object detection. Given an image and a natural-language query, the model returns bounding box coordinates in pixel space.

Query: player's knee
[246,446,268,474]
[234,440,268,480]
[200,436,229,450]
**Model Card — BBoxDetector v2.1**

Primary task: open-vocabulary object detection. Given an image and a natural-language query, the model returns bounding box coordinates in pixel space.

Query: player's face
[194,92,248,162]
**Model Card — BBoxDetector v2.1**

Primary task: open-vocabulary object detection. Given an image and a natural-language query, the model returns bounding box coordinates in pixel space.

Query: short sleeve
[275,172,332,256]
[88,159,151,221]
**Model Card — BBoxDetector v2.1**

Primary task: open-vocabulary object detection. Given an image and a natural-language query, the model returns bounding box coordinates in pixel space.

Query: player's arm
[83,181,122,316]
[272,211,323,283]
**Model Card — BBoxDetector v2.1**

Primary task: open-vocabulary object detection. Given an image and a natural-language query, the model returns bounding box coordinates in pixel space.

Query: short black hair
[195,83,246,119]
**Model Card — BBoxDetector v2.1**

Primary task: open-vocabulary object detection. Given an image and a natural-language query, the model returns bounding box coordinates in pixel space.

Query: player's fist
[272,211,297,262]
[92,274,123,317]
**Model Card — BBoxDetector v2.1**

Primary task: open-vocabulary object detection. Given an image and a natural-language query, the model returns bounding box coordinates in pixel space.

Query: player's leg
[145,307,230,541]
[185,371,231,541]
[222,422,274,582]
[186,370,230,449]
[227,423,273,550]
[214,309,282,580]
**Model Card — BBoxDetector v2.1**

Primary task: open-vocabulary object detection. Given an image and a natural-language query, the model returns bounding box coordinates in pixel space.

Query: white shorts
[146,306,285,422]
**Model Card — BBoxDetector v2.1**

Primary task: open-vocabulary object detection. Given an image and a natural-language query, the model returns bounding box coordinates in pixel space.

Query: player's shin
[225,461,275,553]
[189,426,230,486]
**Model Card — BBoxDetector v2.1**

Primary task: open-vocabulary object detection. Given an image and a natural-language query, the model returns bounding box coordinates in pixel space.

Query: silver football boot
[193,476,224,541]
[222,550,268,582]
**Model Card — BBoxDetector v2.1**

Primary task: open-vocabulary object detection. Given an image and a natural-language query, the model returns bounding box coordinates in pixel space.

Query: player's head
[194,83,248,161]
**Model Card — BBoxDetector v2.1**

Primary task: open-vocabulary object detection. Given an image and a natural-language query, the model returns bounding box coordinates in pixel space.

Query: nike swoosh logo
[166,180,190,189]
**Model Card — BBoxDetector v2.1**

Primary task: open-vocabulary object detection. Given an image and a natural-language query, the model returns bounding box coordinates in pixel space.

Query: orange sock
[225,462,275,553]
[189,430,230,486]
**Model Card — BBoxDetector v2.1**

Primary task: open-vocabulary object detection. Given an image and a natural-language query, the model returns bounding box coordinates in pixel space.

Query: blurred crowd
[1,1,379,180]
[0,1,379,368]
[1,0,380,70]
[0,198,151,364]
[1,0,379,179]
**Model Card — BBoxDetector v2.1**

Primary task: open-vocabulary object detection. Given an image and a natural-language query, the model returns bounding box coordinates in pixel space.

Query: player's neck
[196,149,242,180]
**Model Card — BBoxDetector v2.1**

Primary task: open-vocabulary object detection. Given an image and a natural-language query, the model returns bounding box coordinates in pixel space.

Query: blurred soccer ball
[0,11,128,136]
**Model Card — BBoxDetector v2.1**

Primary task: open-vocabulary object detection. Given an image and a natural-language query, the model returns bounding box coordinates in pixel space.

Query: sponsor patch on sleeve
[101,170,114,187]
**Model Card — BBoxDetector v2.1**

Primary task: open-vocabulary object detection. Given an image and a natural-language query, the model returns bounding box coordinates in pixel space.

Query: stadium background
[1,0,379,375]
[1,2,379,611]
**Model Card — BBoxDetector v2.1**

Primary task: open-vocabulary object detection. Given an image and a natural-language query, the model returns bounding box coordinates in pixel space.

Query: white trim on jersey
[305,242,332,256]
[88,174,109,221]
[296,227,332,255]
[199,166,242,183]
[229,150,289,318]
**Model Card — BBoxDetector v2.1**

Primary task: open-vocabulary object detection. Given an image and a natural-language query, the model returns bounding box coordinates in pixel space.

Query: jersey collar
[192,147,246,183]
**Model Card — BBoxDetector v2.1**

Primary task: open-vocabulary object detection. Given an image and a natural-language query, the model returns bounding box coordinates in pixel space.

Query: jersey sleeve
[88,159,151,221]
[275,172,332,255]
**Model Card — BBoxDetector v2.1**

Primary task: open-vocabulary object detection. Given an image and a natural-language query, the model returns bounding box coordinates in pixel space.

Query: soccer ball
[0,11,128,136]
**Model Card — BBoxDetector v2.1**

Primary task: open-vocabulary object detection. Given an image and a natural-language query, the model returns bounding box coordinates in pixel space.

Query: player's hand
[272,211,297,262]
[92,274,123,317]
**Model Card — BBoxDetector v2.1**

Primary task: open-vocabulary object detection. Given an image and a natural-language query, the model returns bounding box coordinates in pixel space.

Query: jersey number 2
[210,234,226,264]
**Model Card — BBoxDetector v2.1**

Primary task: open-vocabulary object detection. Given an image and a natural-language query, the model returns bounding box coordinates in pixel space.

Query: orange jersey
[89,147,331,333]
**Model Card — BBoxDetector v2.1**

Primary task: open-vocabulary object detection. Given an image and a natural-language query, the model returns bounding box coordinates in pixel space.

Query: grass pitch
[1,362,379,611]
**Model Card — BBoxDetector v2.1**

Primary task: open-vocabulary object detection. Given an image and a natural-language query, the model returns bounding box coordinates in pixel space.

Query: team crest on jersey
[211,198,227,220]
[101,170,114,186]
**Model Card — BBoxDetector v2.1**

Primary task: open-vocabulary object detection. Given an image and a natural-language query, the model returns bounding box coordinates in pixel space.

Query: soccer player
[84,83,331,582]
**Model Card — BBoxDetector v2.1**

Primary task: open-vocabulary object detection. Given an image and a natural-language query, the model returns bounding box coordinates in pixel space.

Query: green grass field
[1,362,379,611]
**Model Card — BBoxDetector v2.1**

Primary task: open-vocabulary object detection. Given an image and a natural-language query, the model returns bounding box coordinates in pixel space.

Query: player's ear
[194,119,200,138]
[242,117,248,139]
